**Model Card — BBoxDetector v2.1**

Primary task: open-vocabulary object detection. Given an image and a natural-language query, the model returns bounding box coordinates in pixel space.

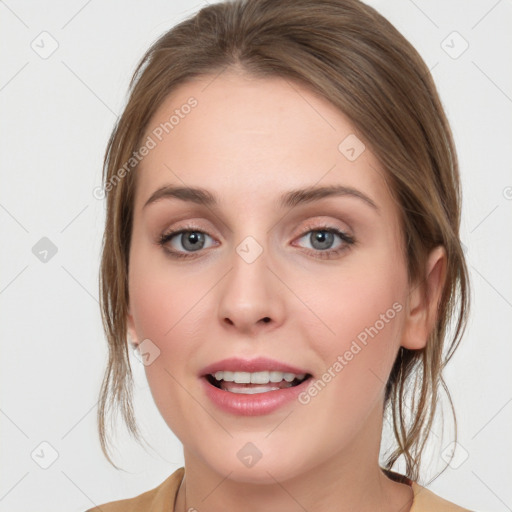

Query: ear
[401,246,447,350]
[126,306,139,349]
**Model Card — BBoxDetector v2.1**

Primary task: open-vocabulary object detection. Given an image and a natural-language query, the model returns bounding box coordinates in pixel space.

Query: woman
[90,0,472,510]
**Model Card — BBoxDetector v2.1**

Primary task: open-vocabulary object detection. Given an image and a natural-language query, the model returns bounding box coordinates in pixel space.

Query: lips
[199,356,313,411]
[200,367,313,416]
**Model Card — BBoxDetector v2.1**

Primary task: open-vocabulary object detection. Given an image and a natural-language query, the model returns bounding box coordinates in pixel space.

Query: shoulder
[86,467,184,512]
[411,481,474,512]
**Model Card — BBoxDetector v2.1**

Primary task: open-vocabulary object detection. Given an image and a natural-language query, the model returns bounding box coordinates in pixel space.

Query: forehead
[135,71,389,212]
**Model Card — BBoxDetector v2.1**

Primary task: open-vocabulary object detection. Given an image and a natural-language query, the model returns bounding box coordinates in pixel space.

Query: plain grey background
[0,1,511,511]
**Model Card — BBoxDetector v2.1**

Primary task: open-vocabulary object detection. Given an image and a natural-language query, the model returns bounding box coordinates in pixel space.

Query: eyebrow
[143,184,379,212]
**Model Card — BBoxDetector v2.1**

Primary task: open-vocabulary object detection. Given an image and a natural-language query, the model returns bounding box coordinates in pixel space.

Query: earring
[128,332,138,350]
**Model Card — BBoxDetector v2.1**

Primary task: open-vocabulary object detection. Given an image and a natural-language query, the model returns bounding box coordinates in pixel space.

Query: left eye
[295,228,352,252]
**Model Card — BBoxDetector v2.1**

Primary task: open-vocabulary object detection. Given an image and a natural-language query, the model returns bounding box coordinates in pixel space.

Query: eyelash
[157,223,355,260]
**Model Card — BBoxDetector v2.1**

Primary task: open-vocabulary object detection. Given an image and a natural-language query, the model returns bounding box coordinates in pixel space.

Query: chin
[199,445,313,485]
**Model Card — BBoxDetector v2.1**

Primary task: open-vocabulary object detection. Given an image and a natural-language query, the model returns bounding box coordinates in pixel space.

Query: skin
[126,69,447,512]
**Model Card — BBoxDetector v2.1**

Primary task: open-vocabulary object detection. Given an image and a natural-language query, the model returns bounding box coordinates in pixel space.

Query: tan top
[87,467,473,512]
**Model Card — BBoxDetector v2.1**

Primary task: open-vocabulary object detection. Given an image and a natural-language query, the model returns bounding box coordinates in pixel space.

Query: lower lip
[201,376,312,416]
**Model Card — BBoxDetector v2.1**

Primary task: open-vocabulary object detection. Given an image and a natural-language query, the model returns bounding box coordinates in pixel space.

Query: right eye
[159,228,217,258]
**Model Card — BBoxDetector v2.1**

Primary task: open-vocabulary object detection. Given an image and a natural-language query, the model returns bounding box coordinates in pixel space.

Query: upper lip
[200,357,312,377]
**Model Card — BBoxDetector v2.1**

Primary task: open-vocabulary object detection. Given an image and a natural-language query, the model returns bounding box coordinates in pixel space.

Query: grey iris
[181,232,205,251]
[311,231,334,250]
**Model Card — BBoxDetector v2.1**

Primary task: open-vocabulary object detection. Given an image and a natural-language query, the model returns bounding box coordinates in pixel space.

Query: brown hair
[97,0,470,481]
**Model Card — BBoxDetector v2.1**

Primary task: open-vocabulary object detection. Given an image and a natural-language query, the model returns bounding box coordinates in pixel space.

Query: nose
[217,239,286,336]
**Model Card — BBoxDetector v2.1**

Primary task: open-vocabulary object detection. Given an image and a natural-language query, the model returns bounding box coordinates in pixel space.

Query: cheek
[129,247,205,340]
[286,262,406,448]
[292,254,407,381]
[128,253,211,432]
[128,247,215,389]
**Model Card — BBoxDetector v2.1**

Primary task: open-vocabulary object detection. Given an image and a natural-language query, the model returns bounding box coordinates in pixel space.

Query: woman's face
[127,71,416,483]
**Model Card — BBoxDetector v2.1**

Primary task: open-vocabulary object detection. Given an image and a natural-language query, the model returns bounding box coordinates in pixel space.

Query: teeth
[212,371,306,384]
[227,385,283,394]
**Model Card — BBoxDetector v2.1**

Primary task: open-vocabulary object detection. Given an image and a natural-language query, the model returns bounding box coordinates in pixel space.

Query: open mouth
[205,371,312,395]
